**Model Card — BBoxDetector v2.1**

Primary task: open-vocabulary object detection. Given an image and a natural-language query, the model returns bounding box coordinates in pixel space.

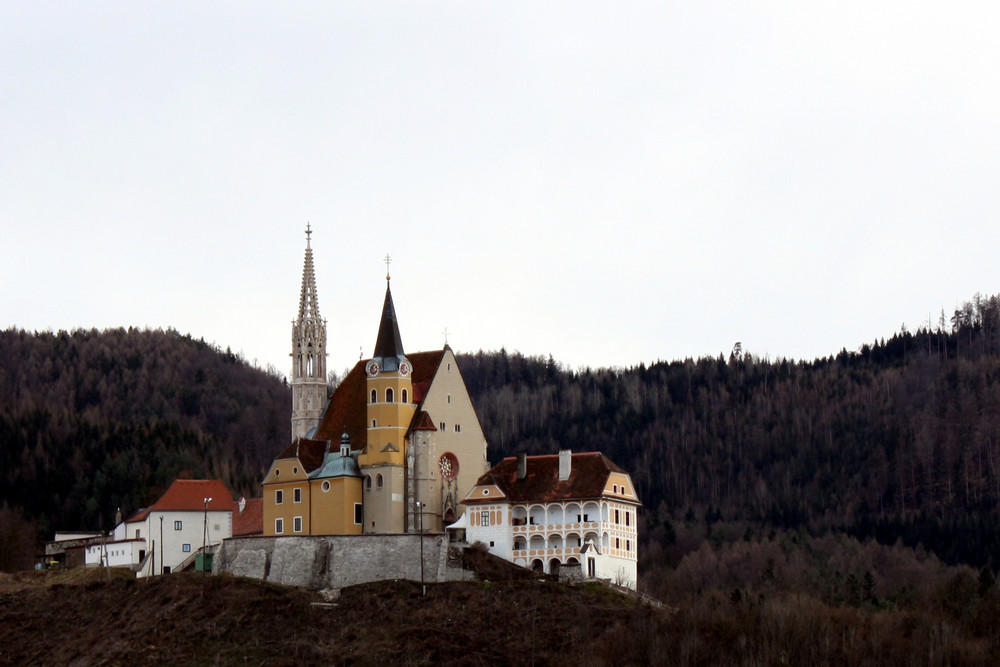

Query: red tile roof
[410,410,437,431]
[313,350,445,454]
[124,508,150,523]
[148,479,234,512]
[232,497,263,536]
[467,452,634,504]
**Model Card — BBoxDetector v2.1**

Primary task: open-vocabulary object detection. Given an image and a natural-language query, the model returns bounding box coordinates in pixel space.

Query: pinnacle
[297,227,321,323]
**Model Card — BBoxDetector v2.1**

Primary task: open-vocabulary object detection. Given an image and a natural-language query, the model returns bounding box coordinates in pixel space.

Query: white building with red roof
[82,479,234,574]
[460,450,641,589]
[138,479,234,575]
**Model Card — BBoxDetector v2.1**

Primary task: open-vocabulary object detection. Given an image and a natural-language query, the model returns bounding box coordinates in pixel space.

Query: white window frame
[293,516,303,533]
[275,518,284,534]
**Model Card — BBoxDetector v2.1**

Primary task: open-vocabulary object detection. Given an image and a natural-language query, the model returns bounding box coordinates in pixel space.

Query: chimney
[558,449,572,481]
[517,453,527,480]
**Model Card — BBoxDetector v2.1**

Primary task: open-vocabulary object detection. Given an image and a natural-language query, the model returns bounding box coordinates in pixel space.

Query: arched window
[376,474,383,488]
[364,475,372,490]
[386,387,394,403]
[401,389,408,403]
[370,389,377,403]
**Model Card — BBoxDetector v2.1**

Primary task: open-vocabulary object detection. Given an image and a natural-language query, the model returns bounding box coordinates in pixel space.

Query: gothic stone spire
[291,223,327,442]
[298,222,321,322]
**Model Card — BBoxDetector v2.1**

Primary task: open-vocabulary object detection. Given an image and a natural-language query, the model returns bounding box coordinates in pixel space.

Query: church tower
[290,224,327,442]
[359,262,416,533]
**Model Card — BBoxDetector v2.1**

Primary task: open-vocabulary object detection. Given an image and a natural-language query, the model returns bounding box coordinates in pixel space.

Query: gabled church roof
[312,350,445,454]
[273,437,328,473]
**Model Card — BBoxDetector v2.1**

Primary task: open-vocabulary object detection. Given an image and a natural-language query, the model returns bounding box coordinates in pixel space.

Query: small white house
[84,538,147,568]
[136,479,234,576]
[113,508,150,543]
[461,450,641,589]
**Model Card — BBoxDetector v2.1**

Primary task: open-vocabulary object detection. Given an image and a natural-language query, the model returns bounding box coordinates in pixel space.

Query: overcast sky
[3,3,999,377]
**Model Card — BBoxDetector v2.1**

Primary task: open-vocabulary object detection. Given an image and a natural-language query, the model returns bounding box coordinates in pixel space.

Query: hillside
[5,294,1000,578]
[0,570,996,666]
[459,293,1000,571]
[0,327,290,560]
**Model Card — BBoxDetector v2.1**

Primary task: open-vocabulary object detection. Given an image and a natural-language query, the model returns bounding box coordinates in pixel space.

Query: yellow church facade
[261,229,489,536]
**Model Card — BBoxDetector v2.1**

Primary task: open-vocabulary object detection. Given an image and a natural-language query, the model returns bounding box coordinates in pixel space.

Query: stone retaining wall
[214,534,475,590]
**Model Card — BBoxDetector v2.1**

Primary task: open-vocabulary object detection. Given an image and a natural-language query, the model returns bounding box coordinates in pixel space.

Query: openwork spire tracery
[298,223,321,323]
[291,223,327,442]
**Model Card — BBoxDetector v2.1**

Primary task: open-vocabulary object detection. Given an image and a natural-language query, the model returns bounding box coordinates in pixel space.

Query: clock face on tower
[367,361,380,377]
[399,361,411,376]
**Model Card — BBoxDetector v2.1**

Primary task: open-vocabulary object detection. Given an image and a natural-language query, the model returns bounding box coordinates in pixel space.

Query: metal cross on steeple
[442,327,450,345]
[305,222,312,244]
[384,253,392,281]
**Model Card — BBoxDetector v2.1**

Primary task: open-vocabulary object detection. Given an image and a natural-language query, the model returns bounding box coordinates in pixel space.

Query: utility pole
[202,497,212,595]
[99,513,108,583]
[416,501,425,596]
[159,516,163,575]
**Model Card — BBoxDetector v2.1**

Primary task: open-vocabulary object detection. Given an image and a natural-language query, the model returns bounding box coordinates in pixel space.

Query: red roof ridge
[468,451,635,504]
[148,479,234,512]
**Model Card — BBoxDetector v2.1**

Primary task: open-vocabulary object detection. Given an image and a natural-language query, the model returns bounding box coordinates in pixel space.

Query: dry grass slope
[0,570,994,666]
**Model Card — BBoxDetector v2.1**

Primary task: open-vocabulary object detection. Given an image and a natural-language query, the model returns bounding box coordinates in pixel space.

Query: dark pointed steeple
[374,280,405,361]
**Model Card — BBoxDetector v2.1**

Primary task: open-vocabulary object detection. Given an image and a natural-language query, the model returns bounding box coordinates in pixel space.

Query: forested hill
[0,327,289,539]
[5,294,1000,572]
[460,293,1000,569]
